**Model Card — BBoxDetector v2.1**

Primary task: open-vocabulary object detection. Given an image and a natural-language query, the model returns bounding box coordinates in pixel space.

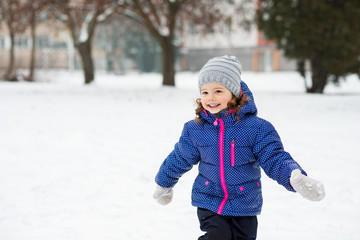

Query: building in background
[0,22,72,71]
[181,16,296,72]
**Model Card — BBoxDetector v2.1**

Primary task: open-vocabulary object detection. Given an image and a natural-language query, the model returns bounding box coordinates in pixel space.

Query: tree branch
[131,0,162,40]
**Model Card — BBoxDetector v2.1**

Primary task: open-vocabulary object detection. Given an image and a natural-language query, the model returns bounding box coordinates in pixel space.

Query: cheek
[219,97,230,105]
[200,98,206,107]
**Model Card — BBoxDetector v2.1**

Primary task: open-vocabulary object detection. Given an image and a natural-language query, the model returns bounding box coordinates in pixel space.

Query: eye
[201,91,208,95]
[215,90,222,93]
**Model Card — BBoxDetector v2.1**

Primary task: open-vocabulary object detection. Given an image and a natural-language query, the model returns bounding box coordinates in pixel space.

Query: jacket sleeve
[252,120,306,192]
[155,123,201,188]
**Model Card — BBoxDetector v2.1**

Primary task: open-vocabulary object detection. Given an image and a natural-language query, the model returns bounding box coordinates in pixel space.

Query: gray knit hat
[198,55,242,97]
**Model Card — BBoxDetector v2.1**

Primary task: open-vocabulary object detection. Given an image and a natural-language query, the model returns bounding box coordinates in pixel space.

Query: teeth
[209,104,219,107]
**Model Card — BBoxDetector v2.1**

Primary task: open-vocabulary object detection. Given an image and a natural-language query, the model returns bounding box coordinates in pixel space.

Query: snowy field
[0,70,359,240]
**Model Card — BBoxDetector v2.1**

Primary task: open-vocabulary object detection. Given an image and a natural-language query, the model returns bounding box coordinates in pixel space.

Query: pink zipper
[231,140,235,167]
[216,118,228,215]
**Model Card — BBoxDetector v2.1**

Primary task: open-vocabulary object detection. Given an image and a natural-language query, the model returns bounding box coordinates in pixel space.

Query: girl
[153,56,325,240]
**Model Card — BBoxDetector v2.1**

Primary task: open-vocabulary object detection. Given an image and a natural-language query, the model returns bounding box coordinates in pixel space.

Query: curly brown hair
[195,94,250,123]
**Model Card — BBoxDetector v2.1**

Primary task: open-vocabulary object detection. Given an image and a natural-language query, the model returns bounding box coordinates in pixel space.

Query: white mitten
[153,185,173,205]
[290,169,325,201]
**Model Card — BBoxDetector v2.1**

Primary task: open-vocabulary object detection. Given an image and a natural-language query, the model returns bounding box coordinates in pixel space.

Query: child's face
[200,82,233,114]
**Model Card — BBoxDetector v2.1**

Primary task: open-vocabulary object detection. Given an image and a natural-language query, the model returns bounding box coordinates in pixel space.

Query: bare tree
[53,0,116,84]
[117,0,253,86]
[21,0,51,82]
[0,0,27,81]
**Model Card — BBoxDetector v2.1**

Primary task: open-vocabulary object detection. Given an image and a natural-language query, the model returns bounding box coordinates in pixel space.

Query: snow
[97,8,115,22]
[79,11,96,43]
[0,70,359,240]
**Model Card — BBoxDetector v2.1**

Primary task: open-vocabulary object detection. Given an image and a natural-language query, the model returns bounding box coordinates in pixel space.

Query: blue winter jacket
[155,81,306,216]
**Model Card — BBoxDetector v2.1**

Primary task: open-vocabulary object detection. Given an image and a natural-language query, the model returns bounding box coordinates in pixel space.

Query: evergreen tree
[257,0,360,93]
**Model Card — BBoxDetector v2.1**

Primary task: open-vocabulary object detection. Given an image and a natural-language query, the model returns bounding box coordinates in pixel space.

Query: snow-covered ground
[0,70,359,240]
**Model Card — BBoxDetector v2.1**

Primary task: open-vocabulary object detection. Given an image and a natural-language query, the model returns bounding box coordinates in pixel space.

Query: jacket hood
[199,81,258,123]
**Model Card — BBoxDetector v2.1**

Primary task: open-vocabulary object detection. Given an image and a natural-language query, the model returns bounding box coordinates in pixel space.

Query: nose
[207,92,215,101]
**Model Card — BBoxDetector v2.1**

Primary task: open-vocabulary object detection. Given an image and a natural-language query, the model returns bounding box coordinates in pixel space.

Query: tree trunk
[307,58,328,94]
[27,8,36,82]
[160,36,175,86]
[77,41,95,84]
[4,30,17,81]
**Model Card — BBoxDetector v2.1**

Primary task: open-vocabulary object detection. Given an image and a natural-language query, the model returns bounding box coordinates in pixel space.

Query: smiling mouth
[208,104,220,108]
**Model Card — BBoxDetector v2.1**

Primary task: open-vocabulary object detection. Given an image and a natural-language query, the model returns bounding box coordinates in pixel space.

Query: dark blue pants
[197,208,258,240]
